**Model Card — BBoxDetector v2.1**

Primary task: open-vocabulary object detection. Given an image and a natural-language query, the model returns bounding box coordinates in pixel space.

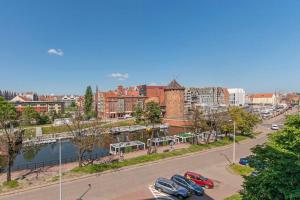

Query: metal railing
[0,152,109,173]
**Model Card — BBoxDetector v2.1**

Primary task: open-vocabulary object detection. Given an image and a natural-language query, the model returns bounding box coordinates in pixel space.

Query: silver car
[154,177,190,199]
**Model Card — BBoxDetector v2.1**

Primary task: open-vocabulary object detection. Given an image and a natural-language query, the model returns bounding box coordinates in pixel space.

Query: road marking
[149,185,175,200]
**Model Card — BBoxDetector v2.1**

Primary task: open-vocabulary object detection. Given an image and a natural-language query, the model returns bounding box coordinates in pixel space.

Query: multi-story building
[249,93,278,105]
[184,87,229,110]
[138,85,166,107]
[97,86,147,119]
[228,88,246,106]
[61,95,79,107]
[10,95,64,113]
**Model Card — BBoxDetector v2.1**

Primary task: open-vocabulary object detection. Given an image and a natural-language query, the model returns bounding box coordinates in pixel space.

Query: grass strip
[72,135,248,174]
[224,194,242,200]
[229,163,254,176]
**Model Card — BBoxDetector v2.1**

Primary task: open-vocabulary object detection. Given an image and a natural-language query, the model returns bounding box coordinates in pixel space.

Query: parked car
[171,174,204,196]
[271,124,279,130]
[184,171,214,189]
[239,157,249,165]
[154,177,190,199]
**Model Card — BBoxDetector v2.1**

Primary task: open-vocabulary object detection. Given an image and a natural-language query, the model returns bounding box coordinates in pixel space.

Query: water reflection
[12,126,187,170]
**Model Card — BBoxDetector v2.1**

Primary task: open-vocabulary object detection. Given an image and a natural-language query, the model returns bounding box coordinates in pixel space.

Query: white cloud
[109,72,129,81]
[149,82,157,86]
[47,48,64,56]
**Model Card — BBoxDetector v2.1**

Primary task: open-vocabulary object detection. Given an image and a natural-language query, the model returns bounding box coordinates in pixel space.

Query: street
[0,113,287,200]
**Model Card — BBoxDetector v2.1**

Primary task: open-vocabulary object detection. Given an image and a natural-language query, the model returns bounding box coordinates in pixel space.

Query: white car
[271,124,279,130]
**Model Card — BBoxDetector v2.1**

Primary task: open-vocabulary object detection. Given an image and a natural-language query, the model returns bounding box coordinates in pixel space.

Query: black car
[171,174,204,196]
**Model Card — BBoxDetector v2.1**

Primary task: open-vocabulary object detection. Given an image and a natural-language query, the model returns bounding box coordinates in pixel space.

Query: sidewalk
[0,143,190,191]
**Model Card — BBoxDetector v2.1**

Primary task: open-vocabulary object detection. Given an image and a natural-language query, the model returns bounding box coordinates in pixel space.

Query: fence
[0,152,108,173]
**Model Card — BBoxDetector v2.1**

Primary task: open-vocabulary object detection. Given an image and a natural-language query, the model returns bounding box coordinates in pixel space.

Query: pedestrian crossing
[148,185,175,200]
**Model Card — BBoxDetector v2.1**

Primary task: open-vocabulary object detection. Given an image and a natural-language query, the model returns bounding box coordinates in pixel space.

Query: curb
[0,127,269,197]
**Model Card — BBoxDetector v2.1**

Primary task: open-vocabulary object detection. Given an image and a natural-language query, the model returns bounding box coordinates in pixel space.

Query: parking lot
[149,183,218,200]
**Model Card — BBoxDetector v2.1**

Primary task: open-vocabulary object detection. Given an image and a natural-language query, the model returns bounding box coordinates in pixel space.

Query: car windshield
[200,176,208,181]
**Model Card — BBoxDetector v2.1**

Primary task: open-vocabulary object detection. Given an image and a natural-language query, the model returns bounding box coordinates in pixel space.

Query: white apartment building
[228,88,246,106]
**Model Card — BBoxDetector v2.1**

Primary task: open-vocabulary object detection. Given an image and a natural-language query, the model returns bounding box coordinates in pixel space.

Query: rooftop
[165,80,185,90]
[250,93,274,98]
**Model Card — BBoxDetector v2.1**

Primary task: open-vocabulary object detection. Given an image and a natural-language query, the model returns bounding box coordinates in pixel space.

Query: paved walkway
[0,143,189,187]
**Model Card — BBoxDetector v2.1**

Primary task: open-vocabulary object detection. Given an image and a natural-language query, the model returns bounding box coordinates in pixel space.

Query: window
[160,182,171,189]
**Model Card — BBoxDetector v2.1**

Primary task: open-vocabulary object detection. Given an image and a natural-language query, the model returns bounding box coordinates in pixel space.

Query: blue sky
[1,0,300,94]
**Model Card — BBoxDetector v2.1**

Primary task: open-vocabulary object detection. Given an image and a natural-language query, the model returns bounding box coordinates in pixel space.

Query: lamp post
[233,120,236,164]
[59,137,62,200]
[229,119,236,164]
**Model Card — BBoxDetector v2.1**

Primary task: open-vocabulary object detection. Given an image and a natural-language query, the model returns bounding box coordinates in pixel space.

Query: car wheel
[205,185,209,189]
[157,188,162,192]
[177,195,184,200]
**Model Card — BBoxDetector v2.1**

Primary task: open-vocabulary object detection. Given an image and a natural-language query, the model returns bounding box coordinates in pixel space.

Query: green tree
[70,101,76,108]
[21,106,40,125]
[241,115,300,200]
[66,110,104,167]
[228,107,260,136]
[144,101,162,154]
[84,86,93,117]
[0,97,23,182]
[133,103,144,124]
[37,113,50,125]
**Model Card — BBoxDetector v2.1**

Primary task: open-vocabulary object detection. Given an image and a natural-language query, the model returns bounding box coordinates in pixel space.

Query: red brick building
[138,85,166,110]
[97,86,146,119]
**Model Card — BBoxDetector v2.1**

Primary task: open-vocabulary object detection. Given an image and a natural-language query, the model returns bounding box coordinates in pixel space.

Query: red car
[184,171,214,189]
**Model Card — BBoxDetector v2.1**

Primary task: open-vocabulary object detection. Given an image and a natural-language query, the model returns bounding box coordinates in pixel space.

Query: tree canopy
[144,101,161,125]
[0,97,23,182]
[133,102,144,124]
[228,107,261,135]
[84,86,94,117]
[241,115,300,200]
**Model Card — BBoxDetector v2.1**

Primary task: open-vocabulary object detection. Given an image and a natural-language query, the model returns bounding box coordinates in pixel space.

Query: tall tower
[164,80,185,119]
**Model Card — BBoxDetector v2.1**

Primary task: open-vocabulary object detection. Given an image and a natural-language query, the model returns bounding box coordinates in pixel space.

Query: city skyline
[1,0,300,94]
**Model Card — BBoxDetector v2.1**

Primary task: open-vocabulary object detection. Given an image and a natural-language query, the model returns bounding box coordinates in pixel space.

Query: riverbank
[0,134,249,194]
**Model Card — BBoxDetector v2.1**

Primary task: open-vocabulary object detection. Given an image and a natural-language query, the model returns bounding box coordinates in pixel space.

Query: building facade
[228,88,246,106]
[10,95,64,113]
[184,87,229,110]
[249,93,278,105]
[97,86,147,119]
[138,85,166,107]
[164,80,185,119]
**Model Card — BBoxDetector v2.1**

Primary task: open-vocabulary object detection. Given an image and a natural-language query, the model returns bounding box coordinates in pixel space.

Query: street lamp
[233,120,236,164]
[229,120,236,164]
[59,137,62,200]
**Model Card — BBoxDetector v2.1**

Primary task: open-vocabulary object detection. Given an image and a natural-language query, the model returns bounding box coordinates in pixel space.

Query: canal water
[10,126,189,171]
[12,140,109,171]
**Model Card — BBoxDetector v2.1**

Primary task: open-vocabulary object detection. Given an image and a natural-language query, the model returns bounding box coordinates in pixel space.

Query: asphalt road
[0,112,289,200]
